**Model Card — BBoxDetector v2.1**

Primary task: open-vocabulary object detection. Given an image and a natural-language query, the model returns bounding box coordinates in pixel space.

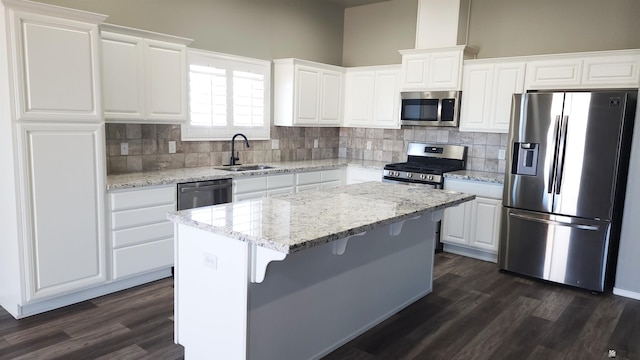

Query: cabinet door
[489,62,525,132]
[459,64,493,131]
[469,197,501,252]
[319,70,343,125]
[294,65,320,125]
[344,71,375,127]
[101,32,145,119]
[11,12,101,121]
[427,50,462,90]
[401,53,429,90]
[582,55,640,88]
[441,201,472,245]
[373,70,401,128]
[525,58,582,90]
[18,123,106,301]
[145,39,188,121]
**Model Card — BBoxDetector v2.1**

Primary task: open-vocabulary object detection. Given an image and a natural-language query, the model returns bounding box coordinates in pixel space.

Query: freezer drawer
[498,207,611,292]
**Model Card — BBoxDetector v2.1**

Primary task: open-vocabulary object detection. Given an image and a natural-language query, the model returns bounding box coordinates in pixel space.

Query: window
[182,49,271,140]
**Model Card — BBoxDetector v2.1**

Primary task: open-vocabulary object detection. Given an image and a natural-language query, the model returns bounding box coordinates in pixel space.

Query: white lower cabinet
[109,186,176,279]
[19,123,107,302]
[296,169,343,192]
[233,169,345,200]
[441,178,503,262]
[345,166,382,185]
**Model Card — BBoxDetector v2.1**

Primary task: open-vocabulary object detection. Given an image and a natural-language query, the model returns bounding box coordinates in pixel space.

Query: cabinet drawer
[321,180,342,189]
[111,204,176,230]
[296,171,322,185]
[113,238,173,279]
[296,183,321,193]
[321,169,343,182]
[112,221,174,249]
[110,186,176,210]
[267,174,295,189]
[267,187,294,196]
[233,177,267,193]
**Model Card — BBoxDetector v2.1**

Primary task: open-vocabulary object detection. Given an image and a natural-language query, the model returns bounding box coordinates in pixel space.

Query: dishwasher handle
[180,183,231,193]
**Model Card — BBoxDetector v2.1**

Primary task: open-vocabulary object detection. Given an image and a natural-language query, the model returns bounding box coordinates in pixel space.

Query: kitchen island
[168,182,474,360]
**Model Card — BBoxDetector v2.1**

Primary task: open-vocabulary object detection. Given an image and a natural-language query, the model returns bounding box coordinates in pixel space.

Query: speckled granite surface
[167,181,474,254]
[107,159,388,190]
[444,170,505,184]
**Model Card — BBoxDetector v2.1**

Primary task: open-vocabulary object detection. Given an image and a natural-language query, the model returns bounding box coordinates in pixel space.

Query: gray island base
[168,182,474,360]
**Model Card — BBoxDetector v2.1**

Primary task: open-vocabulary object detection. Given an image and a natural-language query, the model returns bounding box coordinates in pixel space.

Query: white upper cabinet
[344,65,401,129]
[525,50,640,90]
[459,61,525,133]
[101,24,192,123]
[399,46,477,91]
[6,4,106,122]
[274,58,345,127]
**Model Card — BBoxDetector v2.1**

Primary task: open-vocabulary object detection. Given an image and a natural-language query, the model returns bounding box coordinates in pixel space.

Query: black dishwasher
[177,179,232,210]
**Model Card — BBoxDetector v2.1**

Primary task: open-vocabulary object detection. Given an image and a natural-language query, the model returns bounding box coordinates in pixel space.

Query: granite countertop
[167,181,475,254]
[445,170,505,184]
[107,159,387,190]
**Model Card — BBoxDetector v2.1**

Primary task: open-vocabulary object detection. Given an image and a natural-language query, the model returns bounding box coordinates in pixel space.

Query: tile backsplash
[338,127,508,174]
[105,124,339,174]
[105,124,507,175]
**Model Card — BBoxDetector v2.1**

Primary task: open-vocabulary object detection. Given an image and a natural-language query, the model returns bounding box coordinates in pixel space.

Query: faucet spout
[230,133,250,166]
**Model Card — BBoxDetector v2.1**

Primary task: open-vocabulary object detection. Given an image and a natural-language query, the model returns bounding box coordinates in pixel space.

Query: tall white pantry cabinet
[0,0,108,318]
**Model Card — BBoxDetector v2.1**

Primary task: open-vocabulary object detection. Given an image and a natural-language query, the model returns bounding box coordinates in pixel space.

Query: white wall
[34,0,346,65]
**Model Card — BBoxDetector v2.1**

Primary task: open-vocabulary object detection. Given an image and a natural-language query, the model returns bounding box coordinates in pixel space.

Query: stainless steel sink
[215,165,275,172]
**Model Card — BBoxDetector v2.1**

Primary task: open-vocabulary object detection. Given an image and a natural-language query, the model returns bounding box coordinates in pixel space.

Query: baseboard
[16,268,172,319]
[613,287,640,300]
[443,244,497,263]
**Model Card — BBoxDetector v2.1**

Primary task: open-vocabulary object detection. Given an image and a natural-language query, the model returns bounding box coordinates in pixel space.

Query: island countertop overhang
[167,182,475,254]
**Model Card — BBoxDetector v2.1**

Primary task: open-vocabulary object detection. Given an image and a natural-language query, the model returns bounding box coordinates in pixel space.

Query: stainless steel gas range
[383,143,467,188]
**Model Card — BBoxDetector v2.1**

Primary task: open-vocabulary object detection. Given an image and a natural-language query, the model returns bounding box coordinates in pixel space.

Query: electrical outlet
[271,139,279,150]
[203,252,217,270]
[498,149,506,160]
[168,141,176,154]
[366,140,372,150]
[120,143,128,156]
[313,139,319,148]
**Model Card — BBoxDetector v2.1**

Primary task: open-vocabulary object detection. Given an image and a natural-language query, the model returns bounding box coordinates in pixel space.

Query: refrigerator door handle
[555,115,570,195]
[548,115,562,194]
[509,212,600,231]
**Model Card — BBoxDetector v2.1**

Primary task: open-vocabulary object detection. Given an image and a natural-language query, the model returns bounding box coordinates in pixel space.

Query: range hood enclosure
[415,0,471,49]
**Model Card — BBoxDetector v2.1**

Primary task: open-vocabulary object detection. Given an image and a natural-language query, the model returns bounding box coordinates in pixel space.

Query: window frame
[182,48,271,141]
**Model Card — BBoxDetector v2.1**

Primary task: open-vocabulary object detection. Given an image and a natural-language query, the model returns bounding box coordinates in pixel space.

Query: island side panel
[247,215,436,360]
[174,224,250,360]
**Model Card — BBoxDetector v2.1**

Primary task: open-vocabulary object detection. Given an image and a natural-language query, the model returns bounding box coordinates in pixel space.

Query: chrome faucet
[230,133,250,166]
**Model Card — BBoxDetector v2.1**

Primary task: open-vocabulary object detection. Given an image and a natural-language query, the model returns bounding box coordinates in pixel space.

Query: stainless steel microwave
[400,91,461,127]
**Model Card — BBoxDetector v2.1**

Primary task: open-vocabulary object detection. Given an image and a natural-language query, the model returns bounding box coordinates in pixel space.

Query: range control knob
[427,175,434,181]
[420,174,426,179]
[407,173,413,178]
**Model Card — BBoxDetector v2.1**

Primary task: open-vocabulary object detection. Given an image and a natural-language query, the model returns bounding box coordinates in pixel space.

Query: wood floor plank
[93,344,148,360]
[450,295,541,360]
[607,300,640,359]
[11,323,130,360]
[489,315,552,360]
[526,345,566,360]
[531,288,575,321]
[539,295,599,351]
[566,294,627,359]
[0,331,72,360]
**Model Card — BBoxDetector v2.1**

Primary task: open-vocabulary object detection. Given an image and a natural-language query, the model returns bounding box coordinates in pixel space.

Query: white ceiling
[325,0,390,8]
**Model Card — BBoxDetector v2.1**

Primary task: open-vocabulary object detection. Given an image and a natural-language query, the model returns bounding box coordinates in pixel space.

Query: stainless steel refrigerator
[499,90,637,292]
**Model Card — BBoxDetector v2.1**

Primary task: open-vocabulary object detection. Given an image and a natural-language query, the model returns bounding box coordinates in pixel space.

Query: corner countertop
[167,181,475,254]
[444,170,505,184]
[107,159,387,190]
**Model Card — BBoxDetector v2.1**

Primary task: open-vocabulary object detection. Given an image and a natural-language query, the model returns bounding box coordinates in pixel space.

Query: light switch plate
[120,143,128,156]
[168,141,176,154]
[498,149,506,160]
[313,139,319,148]
[271,139,279,150]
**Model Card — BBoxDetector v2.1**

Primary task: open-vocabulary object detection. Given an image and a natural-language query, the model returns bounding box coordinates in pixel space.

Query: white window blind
[182,49,271,140]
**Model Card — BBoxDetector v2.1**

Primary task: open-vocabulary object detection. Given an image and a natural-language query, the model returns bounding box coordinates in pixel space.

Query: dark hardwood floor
[1,253,639,359]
